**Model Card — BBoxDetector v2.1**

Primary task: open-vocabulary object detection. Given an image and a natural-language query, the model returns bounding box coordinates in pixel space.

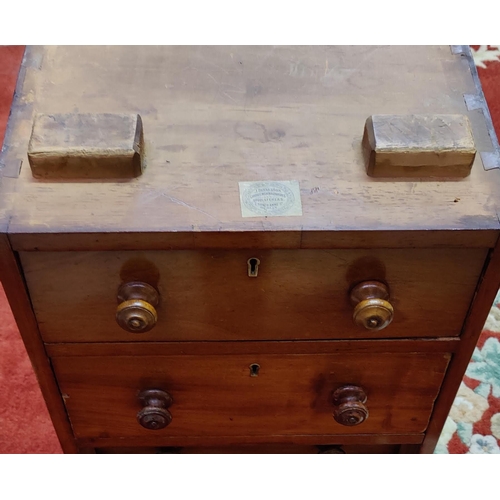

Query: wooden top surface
[1,46,500,249]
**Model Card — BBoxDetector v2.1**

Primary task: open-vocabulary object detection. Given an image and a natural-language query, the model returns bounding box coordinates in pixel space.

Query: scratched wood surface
[52,350,450,439]
[21,248,487,342]
[1,46,500,248]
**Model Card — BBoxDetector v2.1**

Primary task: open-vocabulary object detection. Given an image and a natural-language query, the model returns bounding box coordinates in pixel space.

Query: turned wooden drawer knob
[116,282,160,333]
[350,280,394,331]
[332,385,369,426]
[137,389,173,430]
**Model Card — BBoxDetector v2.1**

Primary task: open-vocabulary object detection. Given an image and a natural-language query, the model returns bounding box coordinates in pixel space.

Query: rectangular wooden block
[363,114,476,178]
[27,113,144,179]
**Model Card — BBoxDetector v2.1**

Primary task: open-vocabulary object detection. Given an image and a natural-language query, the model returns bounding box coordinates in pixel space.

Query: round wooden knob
[116,282,159,333]
[137,389,173,430]
[350,280,394,331]
[332,385,368,426]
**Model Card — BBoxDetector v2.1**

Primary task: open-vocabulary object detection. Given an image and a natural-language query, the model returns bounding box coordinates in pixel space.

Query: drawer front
[52,350,450,439]
[21,248,486,342]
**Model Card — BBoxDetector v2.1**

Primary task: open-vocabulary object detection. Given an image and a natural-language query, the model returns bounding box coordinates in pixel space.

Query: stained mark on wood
[235,122,286,143]
[119,259,160,288]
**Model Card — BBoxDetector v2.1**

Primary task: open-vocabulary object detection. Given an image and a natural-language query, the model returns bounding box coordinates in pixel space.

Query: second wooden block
[362,114,476,178]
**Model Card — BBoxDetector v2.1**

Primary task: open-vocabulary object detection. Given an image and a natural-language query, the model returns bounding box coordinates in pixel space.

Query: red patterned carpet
[0,46,499,454]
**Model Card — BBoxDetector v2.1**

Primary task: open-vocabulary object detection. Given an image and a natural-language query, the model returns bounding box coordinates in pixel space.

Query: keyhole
[247,258,260,277]
[249,363,260,377]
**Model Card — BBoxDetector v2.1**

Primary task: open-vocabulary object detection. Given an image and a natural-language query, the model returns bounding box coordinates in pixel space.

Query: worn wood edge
[45,338,460,358]
[367,163,473,180]
[420,235,500,453]
[0,46,30,171]
[28,148,138,157]
[376,147,476,154]
[75,433,424,448]
[0,46,30,229]
[8,229,499,251]
[362,116,376,175]
[0,234,77,453]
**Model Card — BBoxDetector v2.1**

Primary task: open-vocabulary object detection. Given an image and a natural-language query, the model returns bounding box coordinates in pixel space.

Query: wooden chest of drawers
[1,45,500,453]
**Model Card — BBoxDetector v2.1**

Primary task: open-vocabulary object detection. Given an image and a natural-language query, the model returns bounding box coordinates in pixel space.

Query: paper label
[238,180,302,218]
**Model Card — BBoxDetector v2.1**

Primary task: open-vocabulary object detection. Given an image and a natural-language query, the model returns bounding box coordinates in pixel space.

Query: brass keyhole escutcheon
[116,281,160,333]
[247,258,260,277]
[249,363,260,377]
[349,280,394,331]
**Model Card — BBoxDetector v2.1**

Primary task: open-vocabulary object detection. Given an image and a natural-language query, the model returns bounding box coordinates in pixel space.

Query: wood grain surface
[45,338,460,357]
[1,46,499,247]
[21,248,487,342]
[52,350,450,439]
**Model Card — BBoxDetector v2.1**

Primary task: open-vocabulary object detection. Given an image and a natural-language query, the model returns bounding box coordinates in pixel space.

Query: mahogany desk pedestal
[1,46,500,454]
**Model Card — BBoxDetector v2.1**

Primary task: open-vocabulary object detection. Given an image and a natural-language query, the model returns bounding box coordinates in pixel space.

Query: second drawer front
[52,350,451,439]
[21,248,486,342]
